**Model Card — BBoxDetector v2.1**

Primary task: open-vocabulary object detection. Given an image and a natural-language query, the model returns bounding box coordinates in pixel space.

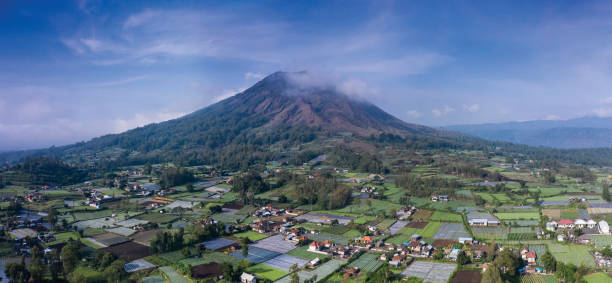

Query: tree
[241,237,249,258]
[104,259,127,283]
[5,262,29,283]
[186,183,194,192]
[60,242,80,275]
[603,183,610,201]
[482,263,503,283]
[47,207,58,229]
[541,251,557,272]
[49,249,61,281]
[290,263,299,283]
[144,162,153,174]
[29,246,44,283]
[457,250,470,265]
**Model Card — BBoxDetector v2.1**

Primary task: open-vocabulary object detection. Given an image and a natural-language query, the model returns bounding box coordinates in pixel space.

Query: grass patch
[430,211,463,222]
[247,263,288,281]
[287,245,330,261]
[233,230,269,242]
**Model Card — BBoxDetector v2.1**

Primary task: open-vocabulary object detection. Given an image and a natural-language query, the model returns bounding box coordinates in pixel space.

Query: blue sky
[2,0,612,150]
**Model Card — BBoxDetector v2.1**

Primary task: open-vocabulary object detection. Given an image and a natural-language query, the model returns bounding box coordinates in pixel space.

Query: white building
[575,219,587,228]
[599,220,610,235]
[241,272,256,283]
[586,219,597,229]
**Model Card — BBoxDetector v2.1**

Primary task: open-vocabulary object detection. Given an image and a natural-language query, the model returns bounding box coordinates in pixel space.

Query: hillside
[447,117,612,148]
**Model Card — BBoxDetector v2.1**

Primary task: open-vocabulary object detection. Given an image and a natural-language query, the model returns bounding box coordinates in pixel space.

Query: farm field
[178,252,241,266]
[547,244,596,268]
[233,230,269,242]
[159,266,189,283]
[584,272,611,283]
[450,269,482,283]
[247,263,289,281]
[519,275,559,283]
[306,232,349,245]
[433,223,470,239]
[348,252,382,272]
[471,227,508,240]
[430,211,463,222]
[588,235,612,249]
[286,245,330,261]
[275,259,344,283]
[494,212,540,220]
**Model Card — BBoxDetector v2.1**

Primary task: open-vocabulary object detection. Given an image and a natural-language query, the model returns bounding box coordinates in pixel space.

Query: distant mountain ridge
[0,71,458,168]
[446,116,612,148]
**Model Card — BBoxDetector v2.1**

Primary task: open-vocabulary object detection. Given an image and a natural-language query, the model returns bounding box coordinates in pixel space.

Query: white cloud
[463,104,480,113]
[213,88,246,103]
[593,108,612,117]
[543,114,561,120]
[245,72,265,81]
[111,111,186,133]
[432,105,454,117]
[406,110,421,118]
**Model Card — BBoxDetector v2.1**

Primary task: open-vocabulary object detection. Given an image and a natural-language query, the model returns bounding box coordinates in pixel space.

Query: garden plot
[165,200,195,209]
[211,213,245,223]
[389,221,408,234]
[262,254,309,271]
[348,253,382,272]
[201,238,236,251]
[124,259,155,272]
[495,212,540,220]
[472,227,508,240]
[101,241,152,261]
[73,217,117,229]
[230,247,280,263]
[504,220,539,226]
[275,259,344,283]
[306,232,349,245]
[93,233,130,247]
[542,209,561,219]
[296,213,354,225]
[10,228,37,240]
[117,219,148,227]
[159,266,189,283]
[206,186,230,193]
[547,243,596,268]
[106,227,136,237]
[587,235,612,249]
[433,223,470,239]
[578,209,591,219]
[401,261,456,283]
[466,211,498,223]
[251,235,297,253]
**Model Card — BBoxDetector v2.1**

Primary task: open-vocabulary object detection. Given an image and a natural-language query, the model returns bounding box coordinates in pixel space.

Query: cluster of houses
[252,204,286,217]
[396,206,418,220]
[431,195,449,202]
[546,219,608,234]
[76,188,114,208]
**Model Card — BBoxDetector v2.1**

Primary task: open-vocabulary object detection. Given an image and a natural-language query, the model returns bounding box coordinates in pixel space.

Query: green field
[159,266,189,283]
[547,244,596,268]
[135,213,178,224]
[354,215,377,224]
[584,272,611,283]
[233,230,269,242]
[348,252,382,272]
[399,221,441,238]
[178,252,242,266]
[495,212,540,220]
[247,263,288,281]
[287,245,330,260]
[588,235,612,249]
[430,211,463,222]
[376,219,396,230]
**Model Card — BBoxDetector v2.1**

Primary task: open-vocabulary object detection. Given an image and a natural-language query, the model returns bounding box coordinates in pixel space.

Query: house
[574,219,587,228]
[397,206,418,220]
[309,241,322,252]
[546,221,557,231]
[309,257,320,267]
[525,251,536,264]
[586,219,597,229]
[458,237,473,244]
[557,234,566,242]
[241,272,256,283]
[599,220,610,234]
[557,219,574,229]
[361,236,373,244]
[439,195,449,202]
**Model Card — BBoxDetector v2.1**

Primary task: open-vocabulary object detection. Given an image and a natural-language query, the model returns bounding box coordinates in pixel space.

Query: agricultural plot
[400,261,456,283]
[511,227,536,233]
[275,259,344,283]
[124,259,155,272]
[262,254,309,271]
[320,225,351,235]
[201,238,236,251]
[547,243,595,268]
[450,269,482,283]
[251,235,296,253]
[578,209,591,219]
[430,211,463,222]
[92,233,129,247]
[211,213,245,223]
[286,246,329,261]
[471,227,508,240]
[504,220,539,226]
[433,223,469,239]
[584,272,611,283]
[296,213,354,225]
[101,241,152,261]
[306,232,349,245]
[528,244,547,266]
[73,218,117,229]
[106,227,136,237]
[233,231,269,242]
[375,219,396,231]
[389,221,408,234]
[230,247,280,263]
[247,263,288,281]
[135,213,178,224]
[495,212,540,220]
[542,209,561,219]
[10,228,37,240]
[508,233,536,241]
[178,252,241,266]
[587,235,612,249]
[411,209,434,221]
[560,209,579,219]
[159,266,189,283]
[354,215,377,224]
[341,229,362,239]
[348,253,382,272]
[117,218,148,227]
[520,275,558,283]
[496,206,537,212]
